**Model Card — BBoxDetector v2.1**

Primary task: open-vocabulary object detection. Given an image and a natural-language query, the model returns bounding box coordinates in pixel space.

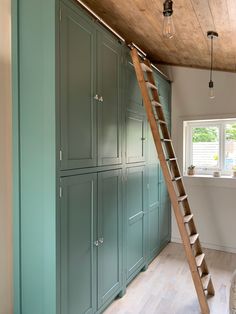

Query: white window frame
[184,118,236,176]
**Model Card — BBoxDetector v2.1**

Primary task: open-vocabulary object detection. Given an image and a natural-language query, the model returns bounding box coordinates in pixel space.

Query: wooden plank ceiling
[80,0,236,72]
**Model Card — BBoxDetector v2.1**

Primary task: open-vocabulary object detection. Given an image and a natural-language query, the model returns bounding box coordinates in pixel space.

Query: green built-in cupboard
[13,0,171,313]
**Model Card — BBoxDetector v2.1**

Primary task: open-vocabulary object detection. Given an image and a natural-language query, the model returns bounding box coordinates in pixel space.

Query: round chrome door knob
[94,94,99,100]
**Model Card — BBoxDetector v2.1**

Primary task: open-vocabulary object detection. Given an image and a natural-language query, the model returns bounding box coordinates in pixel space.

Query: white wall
[170,66,236,253]
[0,0,13,313]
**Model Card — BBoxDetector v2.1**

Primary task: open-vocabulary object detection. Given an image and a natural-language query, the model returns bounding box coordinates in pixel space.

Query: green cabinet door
[159,171,171,247]
[126,110,146,163]
[97,170,122,308]
[147,125,159,164]
[60,173,97,314]
[60,3,97,170]
[126,166,146,279]
[97,31,122,166]
[125,55,143,111]
[147,164,160,261]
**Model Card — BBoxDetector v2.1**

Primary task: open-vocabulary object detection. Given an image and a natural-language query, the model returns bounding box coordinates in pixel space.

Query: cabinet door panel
[97,170,122,308]
[159,171,171,246]
[126,167,146,278]
[97,32,122,166]
[60,174,97,314]
[126,111,146,163]
[147,125,159,164]
[60,4,96,170]
[126,60,143,111]
[147,164,160,260]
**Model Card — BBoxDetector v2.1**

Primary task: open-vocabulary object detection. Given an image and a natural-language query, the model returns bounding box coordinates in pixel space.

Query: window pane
[192,127,219,169]
[225,123,236,170]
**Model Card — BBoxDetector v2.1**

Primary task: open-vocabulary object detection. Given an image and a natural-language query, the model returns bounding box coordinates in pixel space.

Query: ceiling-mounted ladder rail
[130,47,214,314]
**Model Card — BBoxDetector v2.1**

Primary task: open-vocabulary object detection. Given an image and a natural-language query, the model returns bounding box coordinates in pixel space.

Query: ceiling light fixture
[207,31,218,99]
[163,0,175,39]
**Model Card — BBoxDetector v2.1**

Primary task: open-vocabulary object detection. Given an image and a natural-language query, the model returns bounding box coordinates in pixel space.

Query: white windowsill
[184,174,236,179]
[183,174,236,188]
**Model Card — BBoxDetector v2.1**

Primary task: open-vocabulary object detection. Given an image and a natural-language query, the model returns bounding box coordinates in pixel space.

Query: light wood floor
[104,243,236,314]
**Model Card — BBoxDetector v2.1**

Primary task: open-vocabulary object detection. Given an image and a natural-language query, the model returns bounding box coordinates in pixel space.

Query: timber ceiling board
[80,0,236,72]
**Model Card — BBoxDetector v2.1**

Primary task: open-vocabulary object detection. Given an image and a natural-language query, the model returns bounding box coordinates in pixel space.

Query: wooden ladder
[130,47,215,314]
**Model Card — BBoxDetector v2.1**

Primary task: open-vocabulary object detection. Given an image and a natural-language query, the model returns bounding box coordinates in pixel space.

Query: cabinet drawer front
[60,173,97,314]
[60,3,97,170]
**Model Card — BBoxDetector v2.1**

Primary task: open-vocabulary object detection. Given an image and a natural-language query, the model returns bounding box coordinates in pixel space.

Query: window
[184,119,236,175]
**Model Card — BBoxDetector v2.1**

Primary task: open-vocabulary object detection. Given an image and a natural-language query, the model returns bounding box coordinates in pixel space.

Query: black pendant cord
[210,36,213,83]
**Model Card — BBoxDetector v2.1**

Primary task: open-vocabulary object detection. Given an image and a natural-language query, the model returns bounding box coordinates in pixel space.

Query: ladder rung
[156,119,167,125]
[183,214,193,223]
[172,176,182,182]
[201,274,211,290]
[189,233,199,245]
[151,100,162,107]
[178,195,187,202]
[141,63,153,73]
[161,138,171,142]
[146,81,158,90]
[196,253,205,268]
[166,157,177,162]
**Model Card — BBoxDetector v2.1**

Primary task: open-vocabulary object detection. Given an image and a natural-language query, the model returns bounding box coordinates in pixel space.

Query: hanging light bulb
[163,0,175,39]
[207,31,218,99]
[209,80,214,99]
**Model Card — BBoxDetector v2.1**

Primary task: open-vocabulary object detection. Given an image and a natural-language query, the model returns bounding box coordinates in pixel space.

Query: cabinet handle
[94,94,99,100]
[94,240,99,247]
[141,137,146,141]
[98,238,104,244]
[98,96,103,102]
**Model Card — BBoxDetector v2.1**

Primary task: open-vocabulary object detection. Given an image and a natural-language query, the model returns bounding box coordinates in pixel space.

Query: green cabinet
[126,110,146,163]
[126,166,147,280]
[60,2,122,170]
[60,174,97,314]
[13,1,172,313]
[97,170,122,307]
[60,170,122,314]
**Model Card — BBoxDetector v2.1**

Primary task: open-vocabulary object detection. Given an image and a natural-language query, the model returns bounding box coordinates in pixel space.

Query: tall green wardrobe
[13,0,171,313]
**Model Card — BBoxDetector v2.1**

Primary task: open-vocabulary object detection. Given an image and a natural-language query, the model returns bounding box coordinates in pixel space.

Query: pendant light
[163,0,175,39]
[207,31,218,99]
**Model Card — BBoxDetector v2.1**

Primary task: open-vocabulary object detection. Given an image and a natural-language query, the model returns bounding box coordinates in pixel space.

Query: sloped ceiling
[80,0,236,72]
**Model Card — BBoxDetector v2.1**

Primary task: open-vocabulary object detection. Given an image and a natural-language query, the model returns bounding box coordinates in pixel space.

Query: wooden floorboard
[104,243,236,314]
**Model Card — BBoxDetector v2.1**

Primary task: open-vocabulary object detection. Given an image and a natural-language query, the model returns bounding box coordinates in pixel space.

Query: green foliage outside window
[192,124,236,143]
[226,124,236,140]
[192,127,218,142]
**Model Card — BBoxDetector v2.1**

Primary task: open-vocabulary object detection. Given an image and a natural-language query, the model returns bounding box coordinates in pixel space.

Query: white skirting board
[171,237,236,254]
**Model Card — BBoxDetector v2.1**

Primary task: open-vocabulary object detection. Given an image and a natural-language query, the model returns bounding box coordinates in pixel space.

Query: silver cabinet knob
[94,94,99,100]
[98,96,103,102]
[94,240,99,247]
[98,238,104,244]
